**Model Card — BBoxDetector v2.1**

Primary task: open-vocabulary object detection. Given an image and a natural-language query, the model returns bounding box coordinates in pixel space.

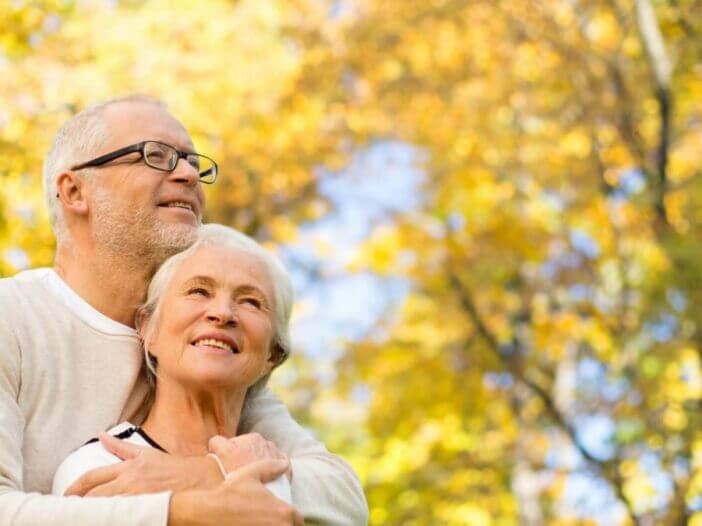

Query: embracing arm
[0,324,298,526]
[0,318,171,526]
[241,387,369,525]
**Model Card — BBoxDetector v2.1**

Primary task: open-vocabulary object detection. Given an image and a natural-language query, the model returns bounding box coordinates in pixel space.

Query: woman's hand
[65,433,223,496]
[209,433,292,481]
[65,432,292,497]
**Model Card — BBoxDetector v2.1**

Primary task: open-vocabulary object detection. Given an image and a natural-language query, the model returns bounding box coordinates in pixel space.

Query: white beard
[91,187,198,266]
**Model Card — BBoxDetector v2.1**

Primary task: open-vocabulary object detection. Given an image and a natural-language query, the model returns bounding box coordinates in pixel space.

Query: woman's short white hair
[136,224,294,395]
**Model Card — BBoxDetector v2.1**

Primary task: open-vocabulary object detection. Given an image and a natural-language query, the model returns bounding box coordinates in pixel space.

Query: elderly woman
[52,224,293,502]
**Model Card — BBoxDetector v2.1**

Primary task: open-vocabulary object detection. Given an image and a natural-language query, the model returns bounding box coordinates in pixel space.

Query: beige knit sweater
[0,268,367,525]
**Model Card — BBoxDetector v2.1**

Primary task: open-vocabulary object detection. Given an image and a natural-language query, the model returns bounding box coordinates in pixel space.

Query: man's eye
[187,157,201,170]
[146,151,166,162]
[188,287,209,297]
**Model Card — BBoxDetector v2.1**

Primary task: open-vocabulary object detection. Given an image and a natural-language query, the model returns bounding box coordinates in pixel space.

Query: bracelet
[207,452,228,480]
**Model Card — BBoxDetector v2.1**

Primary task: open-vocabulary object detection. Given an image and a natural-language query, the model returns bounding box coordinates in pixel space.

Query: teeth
[167,201,192,211]
[193,338,236,353]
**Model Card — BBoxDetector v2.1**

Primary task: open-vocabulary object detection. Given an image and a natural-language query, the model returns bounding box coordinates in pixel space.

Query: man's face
[86,101,206,260]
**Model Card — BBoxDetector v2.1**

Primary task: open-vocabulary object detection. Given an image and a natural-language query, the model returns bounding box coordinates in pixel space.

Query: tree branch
[446,268,640,524]
[635,0,674,227]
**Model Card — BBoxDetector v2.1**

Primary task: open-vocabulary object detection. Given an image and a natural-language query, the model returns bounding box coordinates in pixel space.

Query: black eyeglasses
[70,140,218,184]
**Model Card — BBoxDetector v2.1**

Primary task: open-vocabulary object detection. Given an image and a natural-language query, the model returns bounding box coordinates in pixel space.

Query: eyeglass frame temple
[70,142,145,171]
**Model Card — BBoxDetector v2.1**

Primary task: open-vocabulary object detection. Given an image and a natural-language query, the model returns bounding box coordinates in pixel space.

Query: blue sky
[281,141,424,372]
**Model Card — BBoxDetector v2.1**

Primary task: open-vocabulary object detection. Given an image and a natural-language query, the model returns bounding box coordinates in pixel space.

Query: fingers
[228,433,286,461]
[209,435,251,473]
[64,463,124,496]
[266,440,284,460]
[256,437,290,481]
[229,432,267,450]
[84,479,125,498]
[225,458,290,485]
[208,435,230,458]
[99,432,144,460]
[211,433,290,480]
[209,435,260,472]
[262,443,291,481]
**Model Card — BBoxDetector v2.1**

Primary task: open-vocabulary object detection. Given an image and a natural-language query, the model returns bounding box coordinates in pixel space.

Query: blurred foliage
[2,0,702,524]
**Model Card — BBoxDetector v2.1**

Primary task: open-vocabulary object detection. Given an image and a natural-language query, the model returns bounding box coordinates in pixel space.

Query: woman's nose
[206,303,237,325]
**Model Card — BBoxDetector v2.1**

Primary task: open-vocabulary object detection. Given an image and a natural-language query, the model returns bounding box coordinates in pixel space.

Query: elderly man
[0,95,368,525]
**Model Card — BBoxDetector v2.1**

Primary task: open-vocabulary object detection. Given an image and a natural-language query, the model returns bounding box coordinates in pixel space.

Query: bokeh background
[2,0,702,524]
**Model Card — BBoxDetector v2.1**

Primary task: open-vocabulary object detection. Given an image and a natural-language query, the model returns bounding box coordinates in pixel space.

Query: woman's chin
[178,368,251,392]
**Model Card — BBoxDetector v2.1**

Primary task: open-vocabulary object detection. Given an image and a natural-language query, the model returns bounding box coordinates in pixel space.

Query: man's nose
[168,158,200,186]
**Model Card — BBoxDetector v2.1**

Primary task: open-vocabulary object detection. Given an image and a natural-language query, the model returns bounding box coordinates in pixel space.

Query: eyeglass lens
[143,141,216,182]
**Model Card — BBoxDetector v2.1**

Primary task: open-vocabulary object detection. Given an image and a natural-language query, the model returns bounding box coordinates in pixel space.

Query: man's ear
[56,171,89,216]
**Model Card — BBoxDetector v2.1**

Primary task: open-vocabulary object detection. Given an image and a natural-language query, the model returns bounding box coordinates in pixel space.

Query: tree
[331,0,702,523]
[3,0,702,523]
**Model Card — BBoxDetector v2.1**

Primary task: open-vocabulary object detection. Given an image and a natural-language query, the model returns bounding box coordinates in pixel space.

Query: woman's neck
[140,380,246,456]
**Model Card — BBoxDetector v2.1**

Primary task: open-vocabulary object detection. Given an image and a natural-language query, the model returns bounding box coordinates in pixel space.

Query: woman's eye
[188,287,209,297]
[242,297,262,308]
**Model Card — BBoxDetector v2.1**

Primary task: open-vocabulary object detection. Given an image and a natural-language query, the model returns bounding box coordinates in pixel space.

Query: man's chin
[152,223,198,255]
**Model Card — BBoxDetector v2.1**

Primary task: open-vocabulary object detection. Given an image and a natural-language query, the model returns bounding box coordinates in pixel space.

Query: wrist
[188,455,222,490]
[207,452,228,479]
[169,490,200,526]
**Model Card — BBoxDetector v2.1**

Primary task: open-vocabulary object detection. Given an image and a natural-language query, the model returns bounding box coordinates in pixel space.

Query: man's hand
[170,459,303,526]
[209,433,292,481]
[65,433,222,497]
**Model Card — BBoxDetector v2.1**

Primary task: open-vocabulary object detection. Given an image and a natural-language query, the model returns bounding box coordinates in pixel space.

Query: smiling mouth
[192,338,239,354]
[161,201,194,213]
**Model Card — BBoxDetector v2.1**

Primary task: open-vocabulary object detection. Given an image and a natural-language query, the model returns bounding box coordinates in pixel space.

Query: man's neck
[54,243,157,328]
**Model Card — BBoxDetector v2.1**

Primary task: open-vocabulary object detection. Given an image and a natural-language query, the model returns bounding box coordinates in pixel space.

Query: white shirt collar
[24,268,137,337]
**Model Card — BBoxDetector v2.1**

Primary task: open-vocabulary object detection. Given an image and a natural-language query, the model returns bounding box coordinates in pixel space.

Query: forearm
[290,456,368,525]
[241,388,368,524]
[0,488,171,526]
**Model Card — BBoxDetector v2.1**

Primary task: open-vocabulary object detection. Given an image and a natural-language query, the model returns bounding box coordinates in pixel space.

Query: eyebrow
[181,277,271,304]
[235,284,267,298]
[181,276,217,289]
[169,139,196,154]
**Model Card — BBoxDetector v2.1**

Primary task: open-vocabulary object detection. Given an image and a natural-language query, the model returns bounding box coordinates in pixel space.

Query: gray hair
[136,224,294,396]
[43,95,165,241]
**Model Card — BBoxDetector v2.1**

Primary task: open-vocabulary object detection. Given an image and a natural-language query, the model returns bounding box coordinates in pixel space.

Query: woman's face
[143,246,277,391]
